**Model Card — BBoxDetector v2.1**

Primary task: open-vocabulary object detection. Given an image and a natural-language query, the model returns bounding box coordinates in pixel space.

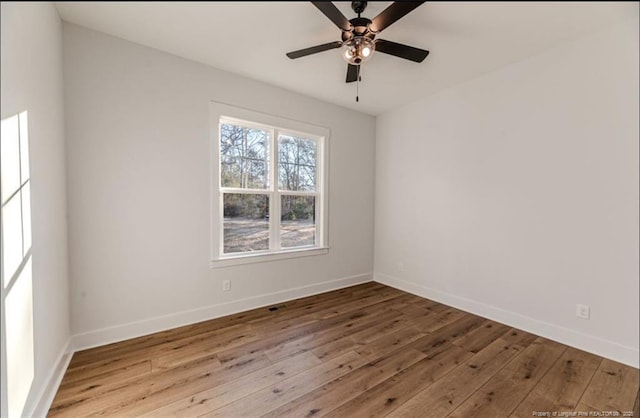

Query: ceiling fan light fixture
[341,36,375,65]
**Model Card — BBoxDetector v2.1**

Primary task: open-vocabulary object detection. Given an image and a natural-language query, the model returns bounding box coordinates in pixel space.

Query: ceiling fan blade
[346,64,360,83]
[369,2,425,33]
[375,39,429,63]
[286,41,342,59]
[311,2,352,31]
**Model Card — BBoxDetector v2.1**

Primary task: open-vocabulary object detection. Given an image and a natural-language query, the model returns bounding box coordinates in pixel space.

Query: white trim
[24,340,72,418]
[71,273,371,352]
[211,247,329,268]
[375,273,639,368]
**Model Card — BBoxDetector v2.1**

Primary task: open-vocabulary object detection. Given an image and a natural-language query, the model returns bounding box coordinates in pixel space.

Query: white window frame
[210,102,329,268]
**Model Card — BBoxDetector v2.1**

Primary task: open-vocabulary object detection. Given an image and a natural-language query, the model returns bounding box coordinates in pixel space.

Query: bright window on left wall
[1,111,35,418]
[210,103,329,267]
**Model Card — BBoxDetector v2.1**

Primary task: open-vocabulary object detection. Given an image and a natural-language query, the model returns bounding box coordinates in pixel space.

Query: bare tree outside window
[220,123,269,189]
[278,135,316,191]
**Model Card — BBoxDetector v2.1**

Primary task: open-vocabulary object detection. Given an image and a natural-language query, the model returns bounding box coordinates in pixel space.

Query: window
[1,111,34,418]
[211,103,328,267]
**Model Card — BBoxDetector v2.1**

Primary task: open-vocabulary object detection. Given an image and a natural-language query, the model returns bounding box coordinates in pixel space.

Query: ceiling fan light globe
[341,37,374,65]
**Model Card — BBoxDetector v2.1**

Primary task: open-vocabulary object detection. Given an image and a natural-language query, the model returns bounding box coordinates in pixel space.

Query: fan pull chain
[356,66,360,102]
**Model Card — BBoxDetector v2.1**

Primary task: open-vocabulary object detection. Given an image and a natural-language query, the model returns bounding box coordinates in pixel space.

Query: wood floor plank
[138,351,321,417]
[354,325,426,361]
[150,325,258,371]
[201,351,368,417]
[509,347,602,417]
[309,315,413,362]
[386,336,526,418]
[310,335,361,361]
[390,301,432,317]
[448,337,566,417]
[48,283,639,417]
[451,319,511,353]
[500,327,539,349]
[263,308,404,362]
[349,315,411,344]
[256,286,402,329]
[50,350,271,416]
[52,360,152,405]
[248,289,370,329]
[315,288,407,320]
[412,306,468,333]
[49,354,226,416]
[217,302,399,364]
[406,313,487,356]
[324,343,473,418]
[398,303,449,329]
[383,293,426,310]
[578,358,640,413]
[262,346,428,418]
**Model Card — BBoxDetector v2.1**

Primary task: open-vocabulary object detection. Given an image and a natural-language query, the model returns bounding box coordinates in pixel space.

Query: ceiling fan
[286,1,429,84]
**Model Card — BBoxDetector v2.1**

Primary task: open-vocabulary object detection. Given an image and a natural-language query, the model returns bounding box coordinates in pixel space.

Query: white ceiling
[55,1,638,115]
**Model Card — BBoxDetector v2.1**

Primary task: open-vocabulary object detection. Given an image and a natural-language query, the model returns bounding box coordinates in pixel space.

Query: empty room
[1,1,638,417]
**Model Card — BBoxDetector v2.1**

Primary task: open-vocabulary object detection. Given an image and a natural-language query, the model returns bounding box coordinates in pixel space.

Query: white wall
[62,23,375,346]
[374,18,639,367]
[1,2,71,416]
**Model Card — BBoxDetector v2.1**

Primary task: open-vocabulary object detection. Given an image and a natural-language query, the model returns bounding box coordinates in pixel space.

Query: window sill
[210,247,329,269]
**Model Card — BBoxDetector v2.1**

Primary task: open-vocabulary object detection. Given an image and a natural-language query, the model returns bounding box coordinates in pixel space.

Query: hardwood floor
[49,282,639,417]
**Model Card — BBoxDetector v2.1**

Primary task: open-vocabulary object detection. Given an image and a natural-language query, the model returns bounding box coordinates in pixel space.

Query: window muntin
[216,115,325,260]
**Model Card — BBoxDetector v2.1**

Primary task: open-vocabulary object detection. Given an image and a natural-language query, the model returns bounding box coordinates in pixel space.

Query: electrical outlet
[222,280,231,291]
[396,261,405,272]
[576,304,590,320]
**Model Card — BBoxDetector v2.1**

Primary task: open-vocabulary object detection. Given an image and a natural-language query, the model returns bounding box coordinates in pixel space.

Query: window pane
[220,123,269,189]
[2,194,23,286]
[22,182,32,254]
[19,111,30,183]
[223,193,269,253]
[280,195,315,248]
[278,135,316,191]
[1,114,21,204]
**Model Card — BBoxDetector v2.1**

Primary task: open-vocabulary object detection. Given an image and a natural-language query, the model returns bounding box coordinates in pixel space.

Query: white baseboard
[25,340,73,418]
[375,273,639,368]
[71,273,372,352]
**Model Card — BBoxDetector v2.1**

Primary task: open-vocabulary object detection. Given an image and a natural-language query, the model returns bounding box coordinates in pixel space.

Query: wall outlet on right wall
[576,304,590,320]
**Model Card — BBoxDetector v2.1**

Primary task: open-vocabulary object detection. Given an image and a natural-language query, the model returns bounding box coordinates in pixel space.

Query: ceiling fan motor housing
[350,17,373,36]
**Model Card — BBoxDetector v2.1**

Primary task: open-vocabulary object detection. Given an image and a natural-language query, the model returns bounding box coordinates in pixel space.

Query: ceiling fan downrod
[351,1,367,17]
